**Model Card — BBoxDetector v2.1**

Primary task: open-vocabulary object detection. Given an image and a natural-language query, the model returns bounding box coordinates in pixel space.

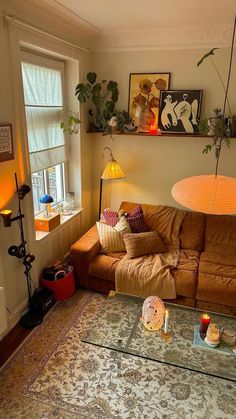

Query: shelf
[87,131,236,139]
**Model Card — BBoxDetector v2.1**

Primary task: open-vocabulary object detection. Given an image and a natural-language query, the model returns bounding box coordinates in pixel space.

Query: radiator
[0,287,7,336]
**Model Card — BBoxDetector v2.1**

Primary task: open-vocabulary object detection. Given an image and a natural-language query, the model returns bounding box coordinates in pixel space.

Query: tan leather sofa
[70,202,236,315]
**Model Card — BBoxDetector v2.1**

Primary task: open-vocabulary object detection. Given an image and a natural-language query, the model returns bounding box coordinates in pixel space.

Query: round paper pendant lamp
[172,175,236,215]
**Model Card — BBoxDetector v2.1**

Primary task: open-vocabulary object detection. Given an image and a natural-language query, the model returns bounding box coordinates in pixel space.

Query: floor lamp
[98,147,125,219]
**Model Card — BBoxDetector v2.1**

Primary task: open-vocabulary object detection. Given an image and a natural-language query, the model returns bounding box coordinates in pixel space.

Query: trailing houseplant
[75,72,131,135]
[197,14,236,179]
[197,46,234,157]
[60,111,81,135]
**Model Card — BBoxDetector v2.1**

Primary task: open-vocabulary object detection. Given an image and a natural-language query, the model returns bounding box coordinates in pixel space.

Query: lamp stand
[98,178,103,220]
[14,173,43,329]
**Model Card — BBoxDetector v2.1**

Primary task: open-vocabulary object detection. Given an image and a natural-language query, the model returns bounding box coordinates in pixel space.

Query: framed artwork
[158,90,203,134]
[0,124,14,162]
[128,73,171,133]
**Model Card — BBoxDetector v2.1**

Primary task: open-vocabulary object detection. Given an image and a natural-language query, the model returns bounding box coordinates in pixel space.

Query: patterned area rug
[0,291,235,419]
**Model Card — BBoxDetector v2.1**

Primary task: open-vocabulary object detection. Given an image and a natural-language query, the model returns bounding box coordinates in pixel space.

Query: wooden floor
[0,322,31,368]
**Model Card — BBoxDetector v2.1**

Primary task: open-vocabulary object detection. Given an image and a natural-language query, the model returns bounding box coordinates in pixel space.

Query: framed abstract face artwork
[128,73,171,133]
[158,90,203,134]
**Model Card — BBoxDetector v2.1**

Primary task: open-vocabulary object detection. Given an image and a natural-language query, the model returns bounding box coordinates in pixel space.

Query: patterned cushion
[126,212,149,233]
[123,231,167,259]
[103,209,119,227]
[103,205,149,233]
[96,216,131,252]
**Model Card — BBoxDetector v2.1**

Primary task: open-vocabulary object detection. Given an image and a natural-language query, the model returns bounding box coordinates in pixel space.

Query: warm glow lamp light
[98,147,125,218]
[172,15,236,215]
[0,173,41,329]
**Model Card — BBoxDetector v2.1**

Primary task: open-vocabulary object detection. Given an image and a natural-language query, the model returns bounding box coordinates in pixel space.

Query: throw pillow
[123,231,167,259]
[96,216,131,252]
[103,205,149,233]
[126,212,149,233]
[103,209,119,227]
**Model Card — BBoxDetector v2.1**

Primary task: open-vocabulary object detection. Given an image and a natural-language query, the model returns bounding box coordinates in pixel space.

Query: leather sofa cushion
[197,251,236,307]
[204,214,236,254]
[120,202,205,252]
[89,253,123,282]
[120,202,185,246]
[199,251,236,279]
[89,248,199,299]
[172,249,200,298]
[179,211,205,252]
[197,272,236,308]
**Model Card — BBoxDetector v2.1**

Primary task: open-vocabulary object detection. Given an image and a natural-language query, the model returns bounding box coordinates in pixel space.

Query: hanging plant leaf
[87,72,97,84]
[202,144,212,154]
[197,48,219,67]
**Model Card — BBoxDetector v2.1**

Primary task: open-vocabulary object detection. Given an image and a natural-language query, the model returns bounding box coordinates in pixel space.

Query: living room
[0,0,236,417]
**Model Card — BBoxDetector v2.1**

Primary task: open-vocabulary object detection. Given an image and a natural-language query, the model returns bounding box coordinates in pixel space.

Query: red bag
[40,265,75,300]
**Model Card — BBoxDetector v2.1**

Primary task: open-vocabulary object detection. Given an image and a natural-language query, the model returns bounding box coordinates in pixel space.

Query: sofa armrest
[70,225,100,286]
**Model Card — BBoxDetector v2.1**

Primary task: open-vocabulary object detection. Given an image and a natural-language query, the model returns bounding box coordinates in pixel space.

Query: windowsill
[35,207,83,241]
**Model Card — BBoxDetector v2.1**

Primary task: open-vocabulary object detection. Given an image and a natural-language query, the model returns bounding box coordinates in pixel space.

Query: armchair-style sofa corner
[70,201,236,316]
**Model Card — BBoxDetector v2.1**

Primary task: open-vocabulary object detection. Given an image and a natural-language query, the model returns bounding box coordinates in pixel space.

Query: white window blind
[21,56,66,173]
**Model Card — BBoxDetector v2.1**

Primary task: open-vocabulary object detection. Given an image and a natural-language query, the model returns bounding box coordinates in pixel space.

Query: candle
[206,323,220,343]
[164,309,169,333]
[149,124,157,135]
[199,313,211,334]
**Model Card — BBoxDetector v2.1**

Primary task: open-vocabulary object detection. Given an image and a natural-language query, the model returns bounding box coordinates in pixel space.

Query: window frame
[21,50,68,216]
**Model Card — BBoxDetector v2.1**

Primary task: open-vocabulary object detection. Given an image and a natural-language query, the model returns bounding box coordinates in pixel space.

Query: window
[21,52,66,215]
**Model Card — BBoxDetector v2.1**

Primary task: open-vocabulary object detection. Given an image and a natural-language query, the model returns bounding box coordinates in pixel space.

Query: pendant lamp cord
[215,14,236,177]
[103,147,114,161]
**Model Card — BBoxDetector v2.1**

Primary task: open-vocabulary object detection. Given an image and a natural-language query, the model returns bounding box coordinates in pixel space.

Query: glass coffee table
[81,292,236,382]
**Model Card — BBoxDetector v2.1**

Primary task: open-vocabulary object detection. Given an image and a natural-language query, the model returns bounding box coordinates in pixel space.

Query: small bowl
[205,336,219,348]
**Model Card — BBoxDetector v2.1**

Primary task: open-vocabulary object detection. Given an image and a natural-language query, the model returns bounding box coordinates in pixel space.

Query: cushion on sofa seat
[123,231,167,258]
[104,205,149,233]
[120,202,185,245]
[119,202,205,252]
[96,216,131,252]
[197,271,236,308]
[89,253,123,282]
[179,211,205,252]
[199,251,236,278]
[197,251,236,307]
[204,214,236,254]
[172,249,200,298]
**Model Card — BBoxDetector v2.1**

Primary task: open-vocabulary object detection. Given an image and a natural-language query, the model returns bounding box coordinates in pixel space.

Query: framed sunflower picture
[128,73,170,133]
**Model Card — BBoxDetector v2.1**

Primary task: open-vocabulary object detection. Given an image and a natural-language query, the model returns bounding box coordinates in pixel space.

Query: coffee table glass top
[81,292,236,382]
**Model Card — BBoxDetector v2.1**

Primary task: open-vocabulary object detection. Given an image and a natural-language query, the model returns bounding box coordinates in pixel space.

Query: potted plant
[197,48,233,156]
[60,111,81,135]
[75,72,131,135]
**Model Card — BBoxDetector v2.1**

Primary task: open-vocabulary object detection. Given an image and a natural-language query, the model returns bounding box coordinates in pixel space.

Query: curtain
[22,61,65,173]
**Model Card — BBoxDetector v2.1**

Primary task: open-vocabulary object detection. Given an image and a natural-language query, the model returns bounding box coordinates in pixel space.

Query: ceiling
[50,0,235,32]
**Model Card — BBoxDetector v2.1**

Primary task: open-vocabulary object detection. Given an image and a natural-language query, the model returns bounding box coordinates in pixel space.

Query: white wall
[90,48,236,220]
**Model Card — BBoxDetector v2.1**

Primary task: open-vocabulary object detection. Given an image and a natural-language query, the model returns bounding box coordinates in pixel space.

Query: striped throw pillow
[123,231,167,259]
[96,216,131,252]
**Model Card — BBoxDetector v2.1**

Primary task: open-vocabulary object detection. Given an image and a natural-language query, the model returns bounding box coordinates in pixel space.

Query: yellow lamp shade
[172,174,236,215]
[101,159,125,180]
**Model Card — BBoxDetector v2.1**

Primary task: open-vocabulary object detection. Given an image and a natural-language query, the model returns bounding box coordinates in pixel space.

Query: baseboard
[0,298,28,340]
